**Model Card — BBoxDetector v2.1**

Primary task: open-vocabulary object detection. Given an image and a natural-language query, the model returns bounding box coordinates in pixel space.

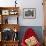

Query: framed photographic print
[2,10,9,15]
[23,8,36,19]
[9,9,18,15]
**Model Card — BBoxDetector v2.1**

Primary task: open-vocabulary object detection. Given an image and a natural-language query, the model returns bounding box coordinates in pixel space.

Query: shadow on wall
[18,26,44,44]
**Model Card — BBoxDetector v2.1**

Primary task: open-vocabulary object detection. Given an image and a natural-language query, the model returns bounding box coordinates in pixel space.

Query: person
[21,28,41,46]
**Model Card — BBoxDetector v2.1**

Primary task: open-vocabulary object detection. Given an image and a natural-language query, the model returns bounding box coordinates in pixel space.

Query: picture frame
[0,32,1,41]
[23,8,36,19]
[2,10,9,15]
[9,10,18,15]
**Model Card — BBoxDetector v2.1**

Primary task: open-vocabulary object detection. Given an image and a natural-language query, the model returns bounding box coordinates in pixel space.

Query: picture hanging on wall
[23,8,36,19]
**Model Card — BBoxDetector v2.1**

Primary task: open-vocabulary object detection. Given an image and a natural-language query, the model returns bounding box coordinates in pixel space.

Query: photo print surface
[23,8,36,19]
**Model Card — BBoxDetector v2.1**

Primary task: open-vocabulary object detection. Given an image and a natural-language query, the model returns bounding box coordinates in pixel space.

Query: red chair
[21,28,41,46]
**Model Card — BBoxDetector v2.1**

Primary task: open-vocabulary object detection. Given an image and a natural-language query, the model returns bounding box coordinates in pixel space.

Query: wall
[0,0,44,26]
[18,0,44,26]
[0,0,15,7]
[0,0,44,45]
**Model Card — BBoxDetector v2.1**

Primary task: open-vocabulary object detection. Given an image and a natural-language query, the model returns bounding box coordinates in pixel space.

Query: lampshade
[13,28,17,32]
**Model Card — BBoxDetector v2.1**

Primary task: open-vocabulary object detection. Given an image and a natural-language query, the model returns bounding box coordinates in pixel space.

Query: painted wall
[0,0,44,26]
[0,0,44,45]
[18,0,44,26]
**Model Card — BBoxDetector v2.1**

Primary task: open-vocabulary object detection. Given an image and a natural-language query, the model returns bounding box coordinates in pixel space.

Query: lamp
[13,28,18,41]
[14,28,17,32]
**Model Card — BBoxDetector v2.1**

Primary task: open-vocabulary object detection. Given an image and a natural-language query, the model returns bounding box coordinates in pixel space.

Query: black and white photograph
[23,8,36,19]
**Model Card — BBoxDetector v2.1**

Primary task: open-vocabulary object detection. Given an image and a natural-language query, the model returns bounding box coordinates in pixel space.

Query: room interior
[0,0,46,46]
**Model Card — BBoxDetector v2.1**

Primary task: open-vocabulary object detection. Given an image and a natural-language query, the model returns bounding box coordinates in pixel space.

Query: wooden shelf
[0,40,19,46]
[0,24,20,32]
[0,7,20,46]
[0,7,19,10]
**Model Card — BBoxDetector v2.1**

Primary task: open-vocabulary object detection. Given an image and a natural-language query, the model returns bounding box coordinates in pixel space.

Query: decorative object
[14,28,17,32]
[9,10,18,15]
[15,0,17,7]
[2,10,9,15]
[23,8,36,19]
